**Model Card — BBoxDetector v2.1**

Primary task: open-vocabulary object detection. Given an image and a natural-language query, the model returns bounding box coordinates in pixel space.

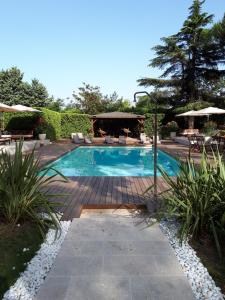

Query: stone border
[3,221,71,300]
[160,219,224,300]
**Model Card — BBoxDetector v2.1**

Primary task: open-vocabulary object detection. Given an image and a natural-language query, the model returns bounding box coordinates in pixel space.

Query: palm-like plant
[159,151,225,258]
[0,141,68,234]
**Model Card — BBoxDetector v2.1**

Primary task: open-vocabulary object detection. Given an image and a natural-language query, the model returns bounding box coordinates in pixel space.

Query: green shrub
[35,108,61,140]
[4,108,61,140]
[61,113,92,138]
[161,121,179,138]
[4,112,40,131]
[202,121,217,136]
[166,121,179,132]
[0,141,67,234]
[159,151,225,258]
[144,113,165,137]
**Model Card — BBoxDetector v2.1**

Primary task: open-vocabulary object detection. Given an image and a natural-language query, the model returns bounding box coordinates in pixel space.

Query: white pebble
[3,221,71,300]
[160,219,224,300]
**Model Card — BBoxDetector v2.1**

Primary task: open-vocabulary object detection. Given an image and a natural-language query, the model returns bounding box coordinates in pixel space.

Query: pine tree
[138,0,225,105]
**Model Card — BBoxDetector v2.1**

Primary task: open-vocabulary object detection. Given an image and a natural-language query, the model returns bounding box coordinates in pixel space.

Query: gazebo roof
[92,111,145,119]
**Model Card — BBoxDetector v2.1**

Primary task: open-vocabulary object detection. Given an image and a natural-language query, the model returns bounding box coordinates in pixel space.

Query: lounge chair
[105,136,114,144]
[140,133,151,144]
[84,136,92,144]
[73,133,85,144]
[71,133,77,139]
[118,135,126,144]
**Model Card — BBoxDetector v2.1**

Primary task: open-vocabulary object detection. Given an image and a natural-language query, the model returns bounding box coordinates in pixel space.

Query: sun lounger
[71,133,77,139]
[140,133,151,144]
[84,136,92,144]
[105,136,114,144]
[118,135,126,144]
[73,133,85,144]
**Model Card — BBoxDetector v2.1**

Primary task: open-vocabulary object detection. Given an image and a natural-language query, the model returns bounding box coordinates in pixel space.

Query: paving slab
[36,211,195,300]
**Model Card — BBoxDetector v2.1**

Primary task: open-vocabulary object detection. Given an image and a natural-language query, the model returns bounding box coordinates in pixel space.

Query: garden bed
[0,222,46,298]
[3,221,70,300]
[160,220,224,300]
[190,235,225,295]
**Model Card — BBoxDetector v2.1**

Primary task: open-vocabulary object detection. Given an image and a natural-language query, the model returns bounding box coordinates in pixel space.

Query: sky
[0,0,224,104]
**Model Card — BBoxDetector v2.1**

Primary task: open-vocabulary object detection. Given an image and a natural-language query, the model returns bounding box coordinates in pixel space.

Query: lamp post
[134,91,158,202]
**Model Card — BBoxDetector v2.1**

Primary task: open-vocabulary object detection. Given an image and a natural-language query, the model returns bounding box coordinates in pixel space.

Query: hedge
[144,113,165,137]
[36,108,61,140]
[61,113,92,138]
[3,108,61,141]
[3,110,163,141]
[4,112,39,131]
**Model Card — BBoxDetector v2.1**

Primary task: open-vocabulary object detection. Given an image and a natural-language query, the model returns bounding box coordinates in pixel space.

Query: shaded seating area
[188,134,225,153]
[91,112,145,138]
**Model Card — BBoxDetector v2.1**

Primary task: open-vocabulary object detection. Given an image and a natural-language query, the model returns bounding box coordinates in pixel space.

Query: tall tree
[0,67,24,105]
[47,97,65,112]
[0,67,50,107]
[71,83,127,114]
[72,83,103,114]
[23,79,50,107]
[138,0,225,105]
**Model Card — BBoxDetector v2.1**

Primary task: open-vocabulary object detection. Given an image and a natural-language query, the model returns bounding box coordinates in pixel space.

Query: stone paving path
[36,211,195,300]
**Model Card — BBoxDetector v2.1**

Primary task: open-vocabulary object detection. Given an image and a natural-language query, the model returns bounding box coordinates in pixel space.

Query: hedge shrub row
[4,110,162,141]
[3,110,92,141]
[4,108,61,141]
[4,112,39,131]
[36,108,61,140]
[61,113,92,138]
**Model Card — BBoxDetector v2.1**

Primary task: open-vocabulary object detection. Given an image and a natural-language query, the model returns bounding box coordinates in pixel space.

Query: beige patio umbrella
[195,106,225,115]
[176,110,208,129]
[0,103,19,112]
[0,103,19,130]
[11,104,41,112]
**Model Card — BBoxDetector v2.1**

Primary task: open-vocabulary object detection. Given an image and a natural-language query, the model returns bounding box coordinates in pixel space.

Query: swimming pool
[42,146,179,177]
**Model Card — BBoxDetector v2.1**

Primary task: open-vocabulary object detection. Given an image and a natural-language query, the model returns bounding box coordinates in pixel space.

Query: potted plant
[166,121,179,139]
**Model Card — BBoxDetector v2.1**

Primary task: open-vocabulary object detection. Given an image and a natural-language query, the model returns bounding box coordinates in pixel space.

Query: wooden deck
[47,176,169,220]
[35,141,186,220]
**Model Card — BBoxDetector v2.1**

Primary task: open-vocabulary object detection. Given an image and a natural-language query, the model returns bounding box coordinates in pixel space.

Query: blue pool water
[42,146,179,177]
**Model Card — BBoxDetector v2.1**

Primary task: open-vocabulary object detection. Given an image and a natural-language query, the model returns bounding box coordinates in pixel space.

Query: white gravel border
[160,219,224,300]
[3,221,71,300]
[3,217,224,300]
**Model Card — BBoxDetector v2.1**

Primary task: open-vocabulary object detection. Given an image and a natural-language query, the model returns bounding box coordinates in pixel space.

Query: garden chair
[188,135,204,152]
[210,136,224,152]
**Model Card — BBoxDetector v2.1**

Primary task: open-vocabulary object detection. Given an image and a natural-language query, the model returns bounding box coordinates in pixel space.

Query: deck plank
[48,176,169,220]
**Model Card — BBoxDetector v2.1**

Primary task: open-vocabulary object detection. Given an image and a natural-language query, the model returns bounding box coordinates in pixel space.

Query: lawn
[0,222,46,298]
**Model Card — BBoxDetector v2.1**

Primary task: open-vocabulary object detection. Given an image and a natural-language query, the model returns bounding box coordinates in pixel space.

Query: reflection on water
[42,146,179,177]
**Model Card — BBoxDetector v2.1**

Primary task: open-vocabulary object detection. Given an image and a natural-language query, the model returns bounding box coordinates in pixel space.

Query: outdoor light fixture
[134,91,158,203]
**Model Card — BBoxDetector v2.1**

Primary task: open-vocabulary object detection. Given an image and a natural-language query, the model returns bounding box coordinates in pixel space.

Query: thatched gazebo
[91,112,145,138]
